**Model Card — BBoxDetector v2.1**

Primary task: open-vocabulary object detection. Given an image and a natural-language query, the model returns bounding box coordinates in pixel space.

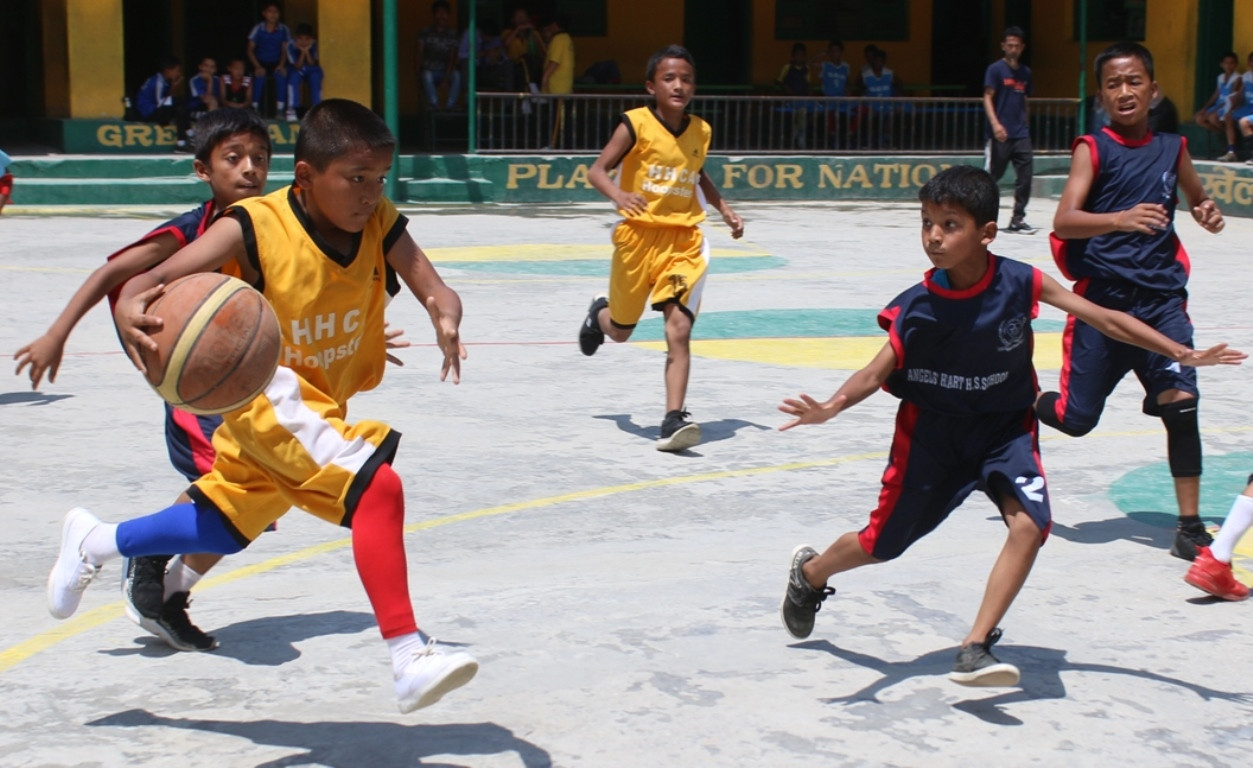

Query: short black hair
[646,45,695,82]
[193,108,272,163]
[1221,51,1239,62]
[791,42,807,55]
[1093,41,1154,82]
[828,39,844,51]
[295,98,395,170]
[295,22,315,37]
[159,55,181,71]
[431,0,450,14]
[918,165,998,227]
[1004,26,1025,41]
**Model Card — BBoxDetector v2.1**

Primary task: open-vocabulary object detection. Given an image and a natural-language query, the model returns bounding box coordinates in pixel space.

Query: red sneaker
[1184,547,1250,601]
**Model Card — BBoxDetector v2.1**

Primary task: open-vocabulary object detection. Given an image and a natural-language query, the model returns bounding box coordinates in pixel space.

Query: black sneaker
[780,545,835,639]
[122,555,171,622]
[1170,517,1214,561]
[578,295,608,356]
[147,592,218,652]
[949,627,1020,687]
[656,409,701,452]
[1005,217,1037,234]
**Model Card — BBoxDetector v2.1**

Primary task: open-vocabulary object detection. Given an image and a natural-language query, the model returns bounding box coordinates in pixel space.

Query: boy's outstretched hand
[425,295,467,383]
[779,393,847,431]
[383,322,409,367]
[1181,342,1246,367]
[1191,199,1224,233]
[14,333,66,390]
[720,205,745,239]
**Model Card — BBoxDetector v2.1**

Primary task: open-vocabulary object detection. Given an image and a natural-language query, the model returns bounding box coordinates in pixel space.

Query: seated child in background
[285,23,324,121]
[188,56,220,118]
[136,55,192,152]
[220,59,255,111]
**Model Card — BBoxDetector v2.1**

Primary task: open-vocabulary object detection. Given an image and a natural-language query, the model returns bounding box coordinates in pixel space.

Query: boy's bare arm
[982,86,1006,141]
[698,172,744,239]
[385,230,466,383]
[15,235,180,388]
[779,341,898,430]
[113,217,248,371]
[587,123,646,215]
[1053,141,1169,237]
[1176,149,1225,232]
[1040,272,1244,366]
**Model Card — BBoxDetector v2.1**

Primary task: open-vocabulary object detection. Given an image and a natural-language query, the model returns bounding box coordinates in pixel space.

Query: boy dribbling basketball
[45,99,477,713]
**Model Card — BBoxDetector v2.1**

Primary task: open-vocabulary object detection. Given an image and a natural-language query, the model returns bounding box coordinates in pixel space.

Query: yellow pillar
[66,0,125,117]
[1235,2,1253,62]
[319,2,372,105]
[1145,0,1199,114]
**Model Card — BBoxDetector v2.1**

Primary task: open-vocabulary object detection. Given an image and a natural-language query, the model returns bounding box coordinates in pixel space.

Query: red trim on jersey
[0,173,13,196]
[877,305,905,370]
[1100,125,1154,147]
[1071,134,1099,178]
[1048,231,1077,282]
[859,401,919,554]
[1029,267,1042,318]
[923,253,996,299]
[170,406,217,476]
[1021,409,1052,542]
[1052,277,1088,425]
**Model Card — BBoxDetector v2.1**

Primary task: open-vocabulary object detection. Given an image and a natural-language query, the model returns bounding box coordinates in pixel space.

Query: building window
[775,0,910,42]
[1074,0,1146,41]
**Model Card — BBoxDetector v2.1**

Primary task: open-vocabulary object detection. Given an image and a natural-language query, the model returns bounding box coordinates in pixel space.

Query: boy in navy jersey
[1037,42,1227,562]
[777,166,1242,687]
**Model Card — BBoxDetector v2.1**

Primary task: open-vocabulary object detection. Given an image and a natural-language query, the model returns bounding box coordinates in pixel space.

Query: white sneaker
[285,108,298,122]
[47,508,103,619]
[394,639,478,713]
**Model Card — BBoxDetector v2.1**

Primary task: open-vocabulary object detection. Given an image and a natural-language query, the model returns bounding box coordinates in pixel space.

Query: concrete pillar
[66,0,125,117]
[319,2,372,105]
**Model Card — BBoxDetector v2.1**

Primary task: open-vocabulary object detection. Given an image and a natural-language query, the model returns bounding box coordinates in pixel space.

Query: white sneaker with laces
[394,638,478,713]
[47,507,103,619]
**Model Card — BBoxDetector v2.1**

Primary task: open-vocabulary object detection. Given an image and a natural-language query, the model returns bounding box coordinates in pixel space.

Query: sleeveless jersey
[225,186,407,405]
[221,73,252,107]
[1217,71,1240,112]
[863,67,894,98]
[879,254,1041,415]
[615,106,711,228]
[820,61,850,97]
[1051,127,1188,292]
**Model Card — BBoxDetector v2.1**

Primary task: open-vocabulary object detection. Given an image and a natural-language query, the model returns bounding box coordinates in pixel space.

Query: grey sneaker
[122,555,171,623]
[780,545,835,639]
[656,409,701,452]
[144,592,218,652]
[1170,517,1214,562]
[1005,217,1037,234]
[1217,151,1238,162]
[579,295,608,356]
[949,628,1020,687]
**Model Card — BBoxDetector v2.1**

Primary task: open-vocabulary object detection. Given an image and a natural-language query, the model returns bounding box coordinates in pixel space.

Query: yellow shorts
[608,221,709,328]
[189,365,399,542]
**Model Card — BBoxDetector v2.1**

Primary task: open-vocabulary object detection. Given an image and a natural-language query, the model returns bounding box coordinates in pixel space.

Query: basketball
[138,273,281,415]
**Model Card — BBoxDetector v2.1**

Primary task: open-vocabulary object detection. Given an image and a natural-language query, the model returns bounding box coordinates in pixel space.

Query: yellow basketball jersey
[226,186,406,405]
[617,106,711,228]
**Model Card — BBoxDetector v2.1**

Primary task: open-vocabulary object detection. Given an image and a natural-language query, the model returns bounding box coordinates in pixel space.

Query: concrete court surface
[1,197,1252,768]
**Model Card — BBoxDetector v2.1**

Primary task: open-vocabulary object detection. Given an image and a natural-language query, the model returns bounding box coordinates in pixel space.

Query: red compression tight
[351,463,418,639]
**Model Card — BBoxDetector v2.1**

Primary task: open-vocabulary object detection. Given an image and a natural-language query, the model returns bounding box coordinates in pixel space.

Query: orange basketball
[138,273,281,415]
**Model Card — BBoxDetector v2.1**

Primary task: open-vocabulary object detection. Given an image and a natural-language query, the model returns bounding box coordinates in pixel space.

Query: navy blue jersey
[104,201,217,309]
[879,254,1041,415]
[984,59,1031,140]
[1051,127,1188,292]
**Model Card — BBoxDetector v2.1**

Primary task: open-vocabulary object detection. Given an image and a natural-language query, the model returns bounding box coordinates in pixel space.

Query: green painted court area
[1111,452,1253,526]
[630,308,1067,342]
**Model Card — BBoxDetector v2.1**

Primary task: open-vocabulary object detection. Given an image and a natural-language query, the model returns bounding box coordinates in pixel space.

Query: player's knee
[606,323,633,343]
[1035,392,1097,437]
[1161,399,1202,478]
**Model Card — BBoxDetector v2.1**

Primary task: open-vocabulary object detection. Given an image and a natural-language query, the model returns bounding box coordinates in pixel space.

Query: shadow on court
[87,709,554,768]
[100,611,379,666]
[0,390,74,406]
[793,639,1252,725]
[1048,513,1176,550]
[594,413,772,447]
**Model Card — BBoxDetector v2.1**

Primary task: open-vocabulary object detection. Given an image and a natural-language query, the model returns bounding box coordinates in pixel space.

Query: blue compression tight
[115,502,244,557]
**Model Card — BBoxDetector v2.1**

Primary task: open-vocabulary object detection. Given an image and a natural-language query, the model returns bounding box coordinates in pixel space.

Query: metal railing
[470,93,1080,155]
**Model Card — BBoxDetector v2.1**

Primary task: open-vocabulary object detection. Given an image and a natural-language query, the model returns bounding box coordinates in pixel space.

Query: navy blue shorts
[1053,283,1197,427]
[164,402,222,483]
[859,404,1052,560]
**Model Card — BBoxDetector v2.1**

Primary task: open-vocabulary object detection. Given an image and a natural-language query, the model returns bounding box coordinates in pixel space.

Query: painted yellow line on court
[6,428,1253,674]
[633,333,1066,370]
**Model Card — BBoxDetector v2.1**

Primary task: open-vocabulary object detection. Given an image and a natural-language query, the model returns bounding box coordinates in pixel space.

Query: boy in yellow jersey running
[45,99,477,714]
[580,45,744,452]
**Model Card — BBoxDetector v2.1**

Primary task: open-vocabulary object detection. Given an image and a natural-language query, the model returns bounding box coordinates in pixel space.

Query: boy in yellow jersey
[580,45,744,452]
[45,99,477,714]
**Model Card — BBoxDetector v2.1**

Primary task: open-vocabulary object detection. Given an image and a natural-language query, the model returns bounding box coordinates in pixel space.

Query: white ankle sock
[163,557,205,601]
[387,631,429,677]
[81,523,120,565]
[1211,494,1253,563]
